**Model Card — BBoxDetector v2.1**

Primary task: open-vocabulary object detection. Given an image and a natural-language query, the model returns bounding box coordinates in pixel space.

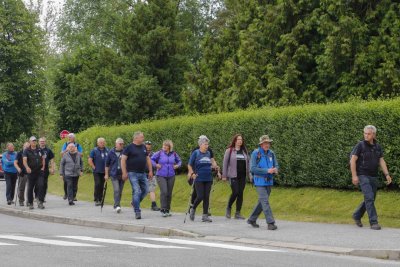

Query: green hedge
[54,99,400,189]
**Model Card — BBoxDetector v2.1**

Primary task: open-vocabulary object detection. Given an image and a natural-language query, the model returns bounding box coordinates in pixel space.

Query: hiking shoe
[19,201,24,206]
[135,212,141,219]
[38,202,45,209]
[151,205,161,211]
[234,212,245,220]
[95,201,101,206]
[115,206,121,213]
[7,200,11,205]
[202,214,212,222]
[63,195,67,200]
[69,201,75,206]
[189,208,195,221]
[247,220,259,228]
[267,223,278,230]
[161,210,168,217]
[225,208,231,219]
[370,224,381,230]
[166,210,172,217]
[27,203,34,210]
[352,215,363,227]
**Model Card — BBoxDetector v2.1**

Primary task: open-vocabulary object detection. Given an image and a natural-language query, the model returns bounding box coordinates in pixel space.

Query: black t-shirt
[353,140,383,177]
[236,149,246,178]
[122,143,148,173]
[22,147,43,172]
[40,147,54,170]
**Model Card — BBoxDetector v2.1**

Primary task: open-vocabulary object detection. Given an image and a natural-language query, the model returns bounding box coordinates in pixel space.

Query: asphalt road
[0,214,398,267]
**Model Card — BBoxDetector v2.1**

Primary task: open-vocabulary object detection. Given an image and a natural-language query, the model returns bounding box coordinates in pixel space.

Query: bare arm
[14,159,21,173]
[350,155,358,185]
[379,158,392,184]
[23,157,31,174]
[88,157,95,170]
[121,155,128,181]
[147,156,153,179]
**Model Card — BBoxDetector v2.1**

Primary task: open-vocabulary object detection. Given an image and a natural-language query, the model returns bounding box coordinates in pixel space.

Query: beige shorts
[148,177,157,192]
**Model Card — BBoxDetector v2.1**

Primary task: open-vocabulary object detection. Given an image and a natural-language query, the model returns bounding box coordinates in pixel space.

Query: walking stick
[184,173,196,224]
[100,180,108,213]
[14,174,20,206]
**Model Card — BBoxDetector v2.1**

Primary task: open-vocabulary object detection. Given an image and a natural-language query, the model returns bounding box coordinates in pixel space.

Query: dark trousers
[93,172,105,201]
[35,170,49,199]
[5,172,18,202]
[193,181,213,215]
[227,176,246,212]
[353,175,379,225]
[65,176,79,202]
[157,176,175,211]
[18,174,27,202]
[27,171,44,204]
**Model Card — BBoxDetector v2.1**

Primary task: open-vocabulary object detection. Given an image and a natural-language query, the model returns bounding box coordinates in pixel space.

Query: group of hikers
[1,125,393,230]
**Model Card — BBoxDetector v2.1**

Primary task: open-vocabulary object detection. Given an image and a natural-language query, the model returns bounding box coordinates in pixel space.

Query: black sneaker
[95,201,101,206]
[69,201,75,206]
[151,205,161,211]
[267,223,278,230]
[189,208,195,221]
[352,215,363,227]
[161,210,168,217]
[135,212,141,219]
[247,220,259,228]
[7,200,11,205]
[38,202,45,209]
[370,224,381,230]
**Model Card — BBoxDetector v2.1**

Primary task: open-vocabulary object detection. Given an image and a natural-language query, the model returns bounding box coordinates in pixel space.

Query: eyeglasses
[144,141,152,145]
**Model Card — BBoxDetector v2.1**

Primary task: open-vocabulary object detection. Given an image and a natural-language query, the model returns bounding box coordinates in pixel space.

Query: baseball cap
[29,136,37,141]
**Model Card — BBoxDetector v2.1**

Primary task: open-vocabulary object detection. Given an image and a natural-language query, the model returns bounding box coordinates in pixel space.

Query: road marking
[0,235,102,247]
[136,238,281,252]
[0,242,16,246]
[58,236,193,249]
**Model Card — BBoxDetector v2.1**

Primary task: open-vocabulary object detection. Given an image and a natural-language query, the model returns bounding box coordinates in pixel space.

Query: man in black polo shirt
[350,125,392,230]
[23,136,45,209]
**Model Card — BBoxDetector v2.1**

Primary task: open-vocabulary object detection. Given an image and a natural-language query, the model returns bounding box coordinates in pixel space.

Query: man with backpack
[350,125,392,230]
[36,137,55,202]
[23,136,45,209]
[247,135,279,230]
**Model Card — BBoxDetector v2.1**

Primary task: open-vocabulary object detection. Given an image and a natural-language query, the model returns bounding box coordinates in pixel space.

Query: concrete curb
[0,206,398,261]
[0,206,201,238]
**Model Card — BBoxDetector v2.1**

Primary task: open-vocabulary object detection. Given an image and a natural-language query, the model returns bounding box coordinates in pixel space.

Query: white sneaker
[115,206,121,213]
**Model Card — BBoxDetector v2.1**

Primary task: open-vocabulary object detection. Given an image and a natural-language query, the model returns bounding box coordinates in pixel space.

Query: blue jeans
[353,175,378,225]
[128,172,148,213]
[111,175,125,208]
[248,186,275,224]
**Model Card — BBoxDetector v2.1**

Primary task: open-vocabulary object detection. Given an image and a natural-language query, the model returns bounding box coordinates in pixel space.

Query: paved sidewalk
[0,182,399,260]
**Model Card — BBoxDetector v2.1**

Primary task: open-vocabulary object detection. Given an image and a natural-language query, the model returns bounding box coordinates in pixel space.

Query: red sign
[60,130,70,139]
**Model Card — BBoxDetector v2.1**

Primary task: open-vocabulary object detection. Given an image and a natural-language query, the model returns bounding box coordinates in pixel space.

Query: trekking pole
[208,168,221,215]
[100,180,108,213]
[14,175,20,206]
[184,173,196,224]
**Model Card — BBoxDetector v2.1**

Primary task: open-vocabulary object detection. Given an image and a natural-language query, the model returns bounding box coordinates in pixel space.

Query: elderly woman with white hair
[188,135,219,222]
[88,137,109,206]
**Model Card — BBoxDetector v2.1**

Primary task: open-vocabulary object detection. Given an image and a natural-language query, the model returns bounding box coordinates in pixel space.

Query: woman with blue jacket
[151,140,182,217]
[247,135,279,230]
[2,143,18,205]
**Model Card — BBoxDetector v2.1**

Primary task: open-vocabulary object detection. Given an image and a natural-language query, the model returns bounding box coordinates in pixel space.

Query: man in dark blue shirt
[121,131,153,219]
[89,137,109,206]
[350,125,392,230]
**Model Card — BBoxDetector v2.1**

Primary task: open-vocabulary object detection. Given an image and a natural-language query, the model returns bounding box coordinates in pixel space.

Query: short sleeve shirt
[122,144,148,173]
[188,149,212,182]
